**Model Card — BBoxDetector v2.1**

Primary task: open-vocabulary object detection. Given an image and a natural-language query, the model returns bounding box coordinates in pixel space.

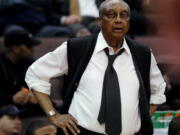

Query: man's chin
[12,128,21,134]
[112,33,124,39]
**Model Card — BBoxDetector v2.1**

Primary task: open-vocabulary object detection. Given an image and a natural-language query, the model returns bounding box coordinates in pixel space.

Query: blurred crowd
[0,0,153,37]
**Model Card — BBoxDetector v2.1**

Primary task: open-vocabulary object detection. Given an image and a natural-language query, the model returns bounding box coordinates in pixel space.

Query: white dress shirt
[78,0,99,17]
[25,32,166,135]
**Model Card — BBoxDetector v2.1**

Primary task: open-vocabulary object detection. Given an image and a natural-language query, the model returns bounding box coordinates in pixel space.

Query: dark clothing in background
[0,0,44,35]
[0,53,33,106]
[35,0,103,35]
[124,0,151,36]
[166,82,180,110]
[0,0,71,36]
[40,0,104,25]
[0,53,44,117]
[124,0,143,12]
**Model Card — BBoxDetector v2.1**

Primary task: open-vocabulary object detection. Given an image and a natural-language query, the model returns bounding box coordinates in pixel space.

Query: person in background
[0,105,22,135]
[25,0,166,135]
[124,0,153,36]
[0,25,39,106]
[168,116,180,135]
[0,0,71,37]
[25,119,57,135]
[35,0,104,37]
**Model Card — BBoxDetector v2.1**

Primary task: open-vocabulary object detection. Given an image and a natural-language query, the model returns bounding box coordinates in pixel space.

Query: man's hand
[29,91,38,104]
[49,113,80,135]
[63,15,82,25]
[13,87,30,105]
[150,104,158,116]
[31,90,79,135]
[13,87,37,105]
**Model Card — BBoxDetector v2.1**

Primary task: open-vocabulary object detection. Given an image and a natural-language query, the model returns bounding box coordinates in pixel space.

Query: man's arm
[150,104,158,116]
[32,90,55,115]
[32,90,80,135]
[25,42,80,135]
[149,52,166,116]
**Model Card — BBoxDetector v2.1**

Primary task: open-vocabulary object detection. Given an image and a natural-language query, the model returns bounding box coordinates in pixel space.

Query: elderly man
[25,0,166,135]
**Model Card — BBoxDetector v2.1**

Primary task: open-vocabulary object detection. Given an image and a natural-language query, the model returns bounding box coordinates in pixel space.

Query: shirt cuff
[29,83,51,95]
[150,93,166,105]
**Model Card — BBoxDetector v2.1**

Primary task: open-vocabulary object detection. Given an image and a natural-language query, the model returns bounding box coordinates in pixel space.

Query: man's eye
[106,13,115,18]
[120,12,129,19]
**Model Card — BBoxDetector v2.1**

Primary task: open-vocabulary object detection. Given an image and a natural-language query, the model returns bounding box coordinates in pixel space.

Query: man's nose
[15,118,22,124]
[114,15,123,23]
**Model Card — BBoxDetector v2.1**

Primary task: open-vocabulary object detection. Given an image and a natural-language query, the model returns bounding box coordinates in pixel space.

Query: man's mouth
[112,27,123,32]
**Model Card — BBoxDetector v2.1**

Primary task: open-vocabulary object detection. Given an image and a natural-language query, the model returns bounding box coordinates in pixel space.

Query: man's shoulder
[67,34,98,52]
[125,36,151,53]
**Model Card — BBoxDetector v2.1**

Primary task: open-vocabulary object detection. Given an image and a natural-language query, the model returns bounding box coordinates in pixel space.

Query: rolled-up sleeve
[25,42,68,95]
[150,52,166,104]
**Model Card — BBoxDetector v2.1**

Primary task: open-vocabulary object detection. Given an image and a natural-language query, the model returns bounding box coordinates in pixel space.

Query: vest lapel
[63,35,98,113]
[126,37,153,135]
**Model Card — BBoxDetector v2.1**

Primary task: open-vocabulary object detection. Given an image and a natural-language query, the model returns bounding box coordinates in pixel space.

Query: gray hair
[99,0,131,17]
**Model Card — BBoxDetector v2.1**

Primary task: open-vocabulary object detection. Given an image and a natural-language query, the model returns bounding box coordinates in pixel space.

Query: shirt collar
[95,31,131,55]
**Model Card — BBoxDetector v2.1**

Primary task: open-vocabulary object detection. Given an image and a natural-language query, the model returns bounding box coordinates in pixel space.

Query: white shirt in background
[79,0,99,17]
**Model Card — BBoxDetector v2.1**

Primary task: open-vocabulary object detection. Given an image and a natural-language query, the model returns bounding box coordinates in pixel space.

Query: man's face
[15,44,33,60]
[98,1,130,40]
[0,115,22,134]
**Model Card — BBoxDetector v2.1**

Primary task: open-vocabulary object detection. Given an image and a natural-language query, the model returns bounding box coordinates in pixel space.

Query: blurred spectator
[29,0,104,37]
[0,0,153,37]
[166,81,180,110]
[0,105,22,135]
[0,25,39,106]
[124,0,154,36]
[25,119,57,135]
[158,71,180,111]
[168,116,180,135]
[0,0,71,37]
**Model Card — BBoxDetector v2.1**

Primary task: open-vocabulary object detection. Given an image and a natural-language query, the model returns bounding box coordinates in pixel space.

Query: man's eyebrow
[121,10,129,13]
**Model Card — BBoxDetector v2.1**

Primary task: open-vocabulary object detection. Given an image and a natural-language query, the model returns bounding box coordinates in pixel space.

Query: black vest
[61,35,153,135]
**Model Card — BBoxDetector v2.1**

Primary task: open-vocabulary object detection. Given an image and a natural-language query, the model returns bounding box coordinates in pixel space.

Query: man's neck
[101,32,124,52]
[106,37,124,52]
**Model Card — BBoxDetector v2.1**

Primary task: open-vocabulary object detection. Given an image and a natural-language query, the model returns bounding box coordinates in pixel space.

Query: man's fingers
[69,119,80,134]
[69,114,78,123]
[67,123,78,135]
[50,114,80,135]
[62,127,69,135]
[68,114,80,133]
